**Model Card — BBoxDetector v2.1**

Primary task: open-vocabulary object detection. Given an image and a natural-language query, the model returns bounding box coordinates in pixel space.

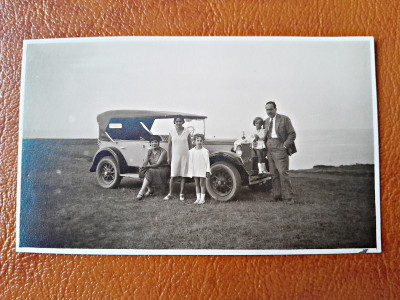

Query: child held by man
[188,134,211,204]
[251,117,267,174]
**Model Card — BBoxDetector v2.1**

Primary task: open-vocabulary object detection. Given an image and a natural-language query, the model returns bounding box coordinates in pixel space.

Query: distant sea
[290,128,375,170]
[19,128,376,173]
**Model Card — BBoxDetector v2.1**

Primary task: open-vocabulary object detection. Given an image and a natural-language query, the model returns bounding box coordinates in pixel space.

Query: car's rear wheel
[206,161,241,201]
[96,156,121,188]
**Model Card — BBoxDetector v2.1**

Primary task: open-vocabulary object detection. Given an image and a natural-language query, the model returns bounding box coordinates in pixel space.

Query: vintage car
[90,110,271,201]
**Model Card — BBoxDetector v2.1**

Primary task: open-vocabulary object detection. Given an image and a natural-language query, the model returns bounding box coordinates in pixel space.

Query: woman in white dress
[164,116,191,201]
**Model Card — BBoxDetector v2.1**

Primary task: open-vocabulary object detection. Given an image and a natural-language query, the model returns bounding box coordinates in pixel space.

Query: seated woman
[137,135,169,200]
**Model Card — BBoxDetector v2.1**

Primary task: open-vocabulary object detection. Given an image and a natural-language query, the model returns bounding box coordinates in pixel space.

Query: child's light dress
[188,147,211,178]
[252,128,266,149]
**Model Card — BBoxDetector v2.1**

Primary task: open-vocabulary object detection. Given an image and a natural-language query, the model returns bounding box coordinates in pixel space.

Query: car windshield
[151,118,205,136]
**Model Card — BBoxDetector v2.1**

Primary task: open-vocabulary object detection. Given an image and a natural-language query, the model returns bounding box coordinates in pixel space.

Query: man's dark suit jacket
[264,113,297,156]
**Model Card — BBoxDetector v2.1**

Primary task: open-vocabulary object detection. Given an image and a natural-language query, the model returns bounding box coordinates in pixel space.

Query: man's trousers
[266,138,294,199]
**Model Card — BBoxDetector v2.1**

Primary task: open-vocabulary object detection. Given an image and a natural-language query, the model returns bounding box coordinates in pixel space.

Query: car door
[117,140,149,167]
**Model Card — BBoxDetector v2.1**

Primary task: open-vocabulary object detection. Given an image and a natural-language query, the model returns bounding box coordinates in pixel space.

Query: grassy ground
[19,139,377,250]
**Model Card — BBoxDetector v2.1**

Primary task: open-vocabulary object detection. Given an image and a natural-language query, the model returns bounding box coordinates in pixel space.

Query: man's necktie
[267,117,274,138]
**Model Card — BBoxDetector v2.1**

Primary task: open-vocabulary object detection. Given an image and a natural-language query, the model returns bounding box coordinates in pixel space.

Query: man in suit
[264,101,297,202]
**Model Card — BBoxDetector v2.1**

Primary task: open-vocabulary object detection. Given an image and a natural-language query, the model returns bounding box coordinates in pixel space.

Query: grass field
[19,139,377,250]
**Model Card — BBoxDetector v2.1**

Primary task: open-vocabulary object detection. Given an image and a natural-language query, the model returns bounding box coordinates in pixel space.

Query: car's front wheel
[206,161,241,201]
[96,156,121,189]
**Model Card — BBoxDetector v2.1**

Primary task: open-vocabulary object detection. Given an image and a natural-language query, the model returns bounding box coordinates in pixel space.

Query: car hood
[203,138,236,145]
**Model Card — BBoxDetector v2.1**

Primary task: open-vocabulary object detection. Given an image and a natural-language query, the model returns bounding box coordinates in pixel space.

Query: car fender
[209,151,248,181]
[90,147,128,173]
[209,151,242,165]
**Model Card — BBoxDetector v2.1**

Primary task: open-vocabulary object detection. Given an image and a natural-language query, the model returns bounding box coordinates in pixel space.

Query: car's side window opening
[151,119,205,137]
[102,117,205,142]
[105,118,154,141]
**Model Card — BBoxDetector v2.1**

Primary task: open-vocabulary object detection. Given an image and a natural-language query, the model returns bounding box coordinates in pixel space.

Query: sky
[20,37,378,168]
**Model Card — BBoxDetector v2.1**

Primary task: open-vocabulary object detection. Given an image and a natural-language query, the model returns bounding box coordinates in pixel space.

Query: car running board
[248,173,271,185]
[120,173,140,179]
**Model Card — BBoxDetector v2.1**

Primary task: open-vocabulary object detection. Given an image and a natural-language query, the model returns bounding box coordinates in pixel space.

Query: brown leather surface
[1,0,399,298]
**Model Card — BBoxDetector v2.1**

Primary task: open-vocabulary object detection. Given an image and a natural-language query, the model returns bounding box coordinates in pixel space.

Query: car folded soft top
[97,110,207,141]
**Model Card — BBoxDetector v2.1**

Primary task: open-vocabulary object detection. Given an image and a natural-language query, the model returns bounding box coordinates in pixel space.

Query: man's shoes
[274,195,282,201]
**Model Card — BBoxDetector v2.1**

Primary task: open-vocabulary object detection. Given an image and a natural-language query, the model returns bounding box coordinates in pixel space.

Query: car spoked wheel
[96,156,121,189]
[206,161,241,201]
[101,163,115,181]
[210,171,233,196]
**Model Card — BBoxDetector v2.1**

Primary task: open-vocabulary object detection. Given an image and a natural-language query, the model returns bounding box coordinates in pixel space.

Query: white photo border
[16,36,381,255]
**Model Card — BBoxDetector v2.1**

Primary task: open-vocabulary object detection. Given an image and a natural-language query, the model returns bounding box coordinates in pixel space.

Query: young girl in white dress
[188,134,211,204]
[252,117,267,174]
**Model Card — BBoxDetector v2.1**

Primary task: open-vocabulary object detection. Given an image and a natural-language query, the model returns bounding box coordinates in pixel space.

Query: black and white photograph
[17,36,380,255]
